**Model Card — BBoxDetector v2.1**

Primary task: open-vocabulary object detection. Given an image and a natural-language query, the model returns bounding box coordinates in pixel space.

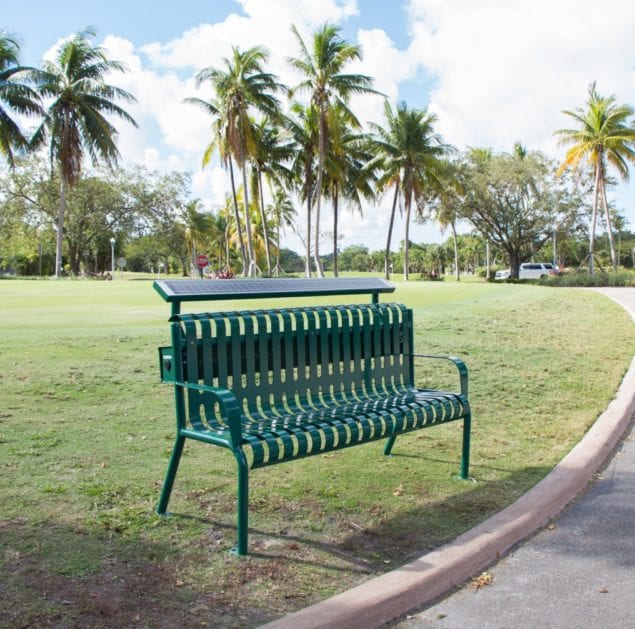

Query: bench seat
[181,384,467,467]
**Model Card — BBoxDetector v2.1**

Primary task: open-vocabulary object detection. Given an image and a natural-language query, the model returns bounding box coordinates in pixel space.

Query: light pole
[109,237,115,279]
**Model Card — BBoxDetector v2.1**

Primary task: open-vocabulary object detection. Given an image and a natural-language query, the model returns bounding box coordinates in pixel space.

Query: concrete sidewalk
[264,288,635,629]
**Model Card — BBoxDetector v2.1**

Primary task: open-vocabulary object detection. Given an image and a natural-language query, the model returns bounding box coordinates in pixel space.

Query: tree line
[2,26,635,279]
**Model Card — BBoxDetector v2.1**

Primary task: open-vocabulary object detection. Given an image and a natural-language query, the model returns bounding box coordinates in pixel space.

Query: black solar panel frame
[154,277,395,308]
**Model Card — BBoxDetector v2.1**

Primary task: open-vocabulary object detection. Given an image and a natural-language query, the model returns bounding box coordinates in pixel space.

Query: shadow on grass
[183,462,551,567]
[0,463,550,628]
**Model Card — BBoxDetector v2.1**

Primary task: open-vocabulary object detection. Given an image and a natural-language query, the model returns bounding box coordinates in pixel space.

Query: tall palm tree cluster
[0,28,137,278]
[185,23,452,279]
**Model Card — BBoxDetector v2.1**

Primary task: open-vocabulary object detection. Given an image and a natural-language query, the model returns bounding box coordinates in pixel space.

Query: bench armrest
[410,354,469,397]
[174,381,243,446]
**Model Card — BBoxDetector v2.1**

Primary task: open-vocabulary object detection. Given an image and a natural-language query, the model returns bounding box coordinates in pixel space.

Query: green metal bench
[154,278,471,555]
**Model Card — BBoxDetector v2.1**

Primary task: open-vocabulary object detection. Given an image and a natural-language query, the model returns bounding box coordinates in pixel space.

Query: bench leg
[383,434,397,456]
[157,434,185,515]
[232,449,249,556]
[460,412,471,480]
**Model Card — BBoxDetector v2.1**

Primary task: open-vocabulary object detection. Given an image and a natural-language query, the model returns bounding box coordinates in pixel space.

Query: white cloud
[238,0,358,27]
[348,28,418,127]
[406,0,635,153]
[402,0,635,230]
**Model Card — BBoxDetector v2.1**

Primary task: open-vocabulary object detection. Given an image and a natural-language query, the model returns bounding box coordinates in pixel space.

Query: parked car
[495,262,557,280]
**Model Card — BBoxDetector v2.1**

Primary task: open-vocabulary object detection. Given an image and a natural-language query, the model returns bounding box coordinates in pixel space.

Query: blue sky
[4,0,635,252]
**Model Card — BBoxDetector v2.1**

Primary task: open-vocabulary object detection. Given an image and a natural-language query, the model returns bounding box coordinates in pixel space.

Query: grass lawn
[1,276,633,626]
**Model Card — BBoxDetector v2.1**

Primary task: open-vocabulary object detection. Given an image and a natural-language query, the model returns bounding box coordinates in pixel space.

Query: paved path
[396,288,635,629]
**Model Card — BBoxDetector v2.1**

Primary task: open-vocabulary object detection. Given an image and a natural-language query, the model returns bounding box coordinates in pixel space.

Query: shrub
[539,271,635,287]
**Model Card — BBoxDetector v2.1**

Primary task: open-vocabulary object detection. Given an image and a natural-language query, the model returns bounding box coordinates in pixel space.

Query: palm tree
[184,94,248,274]
[430,159,463,280]
[369,101,452,280]
[288,23,376,277]
[183,199,214,276]
[31,28,137,278]
[267,187,295,276]
[250,117,294,275]
[555,81,635,274]
[323,106,375,276]
[285,102,319,277]
[0,32,42,166]
[195,46,282,277]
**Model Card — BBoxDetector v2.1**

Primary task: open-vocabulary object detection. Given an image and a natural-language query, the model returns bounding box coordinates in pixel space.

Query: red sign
[195,254,209,269]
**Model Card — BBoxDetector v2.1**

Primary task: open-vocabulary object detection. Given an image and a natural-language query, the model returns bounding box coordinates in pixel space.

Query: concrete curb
[264,333,635,628]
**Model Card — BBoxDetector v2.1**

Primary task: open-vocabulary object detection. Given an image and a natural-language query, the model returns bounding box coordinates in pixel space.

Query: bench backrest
[163,303,414,418]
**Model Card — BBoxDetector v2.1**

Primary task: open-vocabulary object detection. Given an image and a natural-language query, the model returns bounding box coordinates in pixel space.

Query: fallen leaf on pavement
[469,571,493,590]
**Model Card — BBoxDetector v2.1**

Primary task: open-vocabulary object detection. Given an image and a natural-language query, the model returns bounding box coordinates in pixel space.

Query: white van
[495,263,556,280]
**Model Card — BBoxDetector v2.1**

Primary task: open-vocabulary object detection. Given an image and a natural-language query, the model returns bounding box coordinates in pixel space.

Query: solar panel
[154,277,395,309]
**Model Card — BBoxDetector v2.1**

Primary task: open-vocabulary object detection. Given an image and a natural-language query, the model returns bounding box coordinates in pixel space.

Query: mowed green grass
[1,277,633,627]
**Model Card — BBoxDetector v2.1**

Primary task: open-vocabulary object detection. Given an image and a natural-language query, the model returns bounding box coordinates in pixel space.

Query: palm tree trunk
[257,168,272,275]
[225,225,231,269]
[384,185,399,280]
[599,169,617,270]
[313,110,326,278]
[54,177,67,278]
[451,221,460,281]
[275,217,281,277]
[589,162,601,276]
[403,194,411,281]
[305,164,312,278]
[332,183,339,277]
[228,158,248,275]
[240,163,257,278]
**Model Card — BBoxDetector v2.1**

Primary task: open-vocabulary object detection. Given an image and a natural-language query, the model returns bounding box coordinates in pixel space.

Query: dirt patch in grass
[0,520,279,628]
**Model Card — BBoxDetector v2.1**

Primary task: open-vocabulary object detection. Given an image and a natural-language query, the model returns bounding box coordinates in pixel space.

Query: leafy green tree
[408,245,427,276]
[194,45,282,277]
[278,247,304,273]
[1,157,191,275]
[611,210,628,266]
[0,32,42,166]
[0,154,60,273]
[126,168,192,273]
[368,101,452,280]
[289,23,376,277]
[31,28,137,277]
[555,82,635,273]
[460,148,582,277]
[338,244,369,271]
